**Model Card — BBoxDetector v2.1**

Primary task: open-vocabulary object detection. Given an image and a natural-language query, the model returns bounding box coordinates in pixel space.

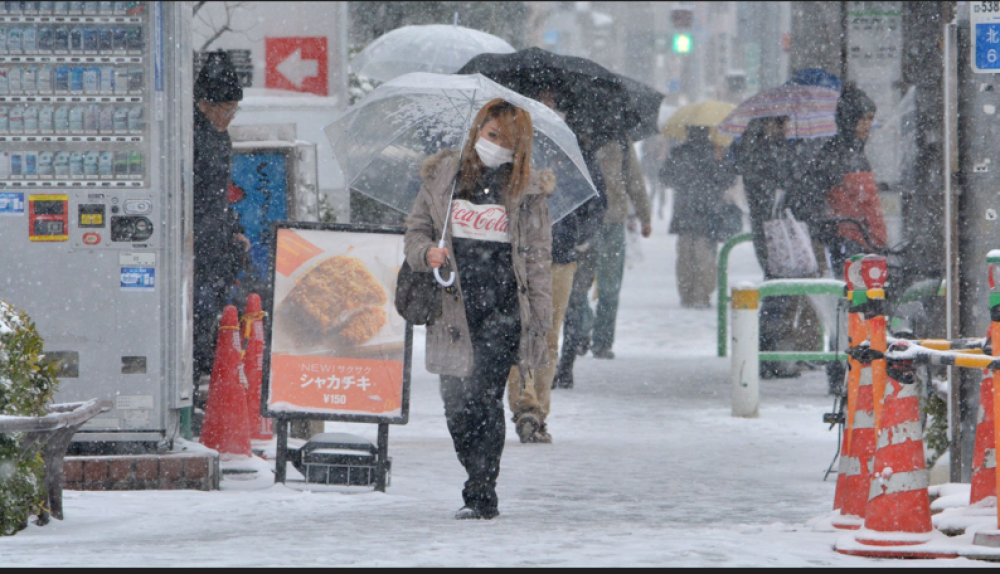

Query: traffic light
[670,5,694,29]
[670,5,694,55]
[672,33,692,54]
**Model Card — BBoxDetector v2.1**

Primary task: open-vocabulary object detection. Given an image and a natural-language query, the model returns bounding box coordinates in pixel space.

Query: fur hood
[419,148,555,196]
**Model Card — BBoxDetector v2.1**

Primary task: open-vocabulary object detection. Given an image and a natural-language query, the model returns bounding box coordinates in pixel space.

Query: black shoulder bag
[394,257,445,326]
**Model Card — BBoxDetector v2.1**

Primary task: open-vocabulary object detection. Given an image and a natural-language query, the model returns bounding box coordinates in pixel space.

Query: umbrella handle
[433,237,455,287]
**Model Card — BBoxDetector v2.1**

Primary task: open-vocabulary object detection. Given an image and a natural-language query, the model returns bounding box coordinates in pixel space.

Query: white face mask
[475,137,515,168]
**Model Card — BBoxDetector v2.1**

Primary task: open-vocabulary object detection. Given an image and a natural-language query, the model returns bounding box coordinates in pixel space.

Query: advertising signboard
[262,223,411,425]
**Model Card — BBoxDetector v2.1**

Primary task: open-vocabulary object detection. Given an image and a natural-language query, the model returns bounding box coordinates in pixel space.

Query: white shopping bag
[763,208,818,278]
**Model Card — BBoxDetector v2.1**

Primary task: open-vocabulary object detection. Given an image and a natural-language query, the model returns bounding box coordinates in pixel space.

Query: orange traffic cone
[832,257,871,521]
[831,365,876,530]
[971,371,997,506]
[837,367,957,558]
[859,374,933,540]
[242,294,272,441]
[199,306,251,456]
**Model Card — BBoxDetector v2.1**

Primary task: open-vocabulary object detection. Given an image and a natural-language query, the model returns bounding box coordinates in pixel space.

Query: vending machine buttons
[78,203,105,227]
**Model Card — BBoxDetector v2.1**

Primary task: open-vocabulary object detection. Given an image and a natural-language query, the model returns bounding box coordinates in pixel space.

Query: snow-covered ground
[4,211,991,566]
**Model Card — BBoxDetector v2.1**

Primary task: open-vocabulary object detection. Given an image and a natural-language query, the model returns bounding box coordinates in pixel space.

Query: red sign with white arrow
[265,37,328,96]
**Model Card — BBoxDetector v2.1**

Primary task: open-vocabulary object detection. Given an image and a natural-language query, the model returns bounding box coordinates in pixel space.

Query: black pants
[440,328,520,514]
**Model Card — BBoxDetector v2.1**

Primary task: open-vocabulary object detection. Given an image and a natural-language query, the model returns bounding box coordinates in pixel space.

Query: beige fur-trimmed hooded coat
[404,149,555,379]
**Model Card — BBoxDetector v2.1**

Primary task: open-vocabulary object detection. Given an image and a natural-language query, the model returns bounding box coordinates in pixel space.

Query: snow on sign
[265,37,328,95]
[972,1,1000,73]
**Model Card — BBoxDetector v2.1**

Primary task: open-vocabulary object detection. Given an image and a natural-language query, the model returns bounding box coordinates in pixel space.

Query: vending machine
[0,1,192,448]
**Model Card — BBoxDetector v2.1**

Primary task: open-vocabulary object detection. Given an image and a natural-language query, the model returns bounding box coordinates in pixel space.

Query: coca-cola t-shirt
[449,165,521,340]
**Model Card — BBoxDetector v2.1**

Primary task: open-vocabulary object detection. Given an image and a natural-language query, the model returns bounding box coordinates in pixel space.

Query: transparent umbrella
[324,72,598,224]
[350,24,516,83]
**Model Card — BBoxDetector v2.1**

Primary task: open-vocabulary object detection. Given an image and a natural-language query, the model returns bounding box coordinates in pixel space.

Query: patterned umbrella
[718,84,840,139]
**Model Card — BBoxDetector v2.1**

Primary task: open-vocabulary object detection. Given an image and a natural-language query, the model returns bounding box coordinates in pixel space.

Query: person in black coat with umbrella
[192,51,250,405]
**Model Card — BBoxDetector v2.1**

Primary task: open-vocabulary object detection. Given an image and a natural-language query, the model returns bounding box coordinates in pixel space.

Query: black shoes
[592,348,615,359]
[455,506,499,520]
[552,362,574,389]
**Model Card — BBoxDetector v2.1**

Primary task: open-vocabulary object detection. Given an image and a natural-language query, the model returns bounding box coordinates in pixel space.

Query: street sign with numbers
[972,1,1000,73]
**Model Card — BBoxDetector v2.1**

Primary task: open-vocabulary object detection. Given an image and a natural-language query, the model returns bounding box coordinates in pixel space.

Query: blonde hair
[458,98,533,207]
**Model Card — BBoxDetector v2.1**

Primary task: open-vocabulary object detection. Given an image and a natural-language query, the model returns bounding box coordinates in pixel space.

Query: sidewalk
[5,221,988,566]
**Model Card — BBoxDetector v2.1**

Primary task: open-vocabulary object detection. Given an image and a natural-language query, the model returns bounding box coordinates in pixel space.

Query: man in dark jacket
[790,82,884,276]
[552,140,607,389]
[661,126,737,308]
[192,51,248,398]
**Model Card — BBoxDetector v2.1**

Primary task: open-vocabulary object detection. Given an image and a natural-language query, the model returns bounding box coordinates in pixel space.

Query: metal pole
[731,286,760,418]
[274,417,288,484]
[375,422,389,492]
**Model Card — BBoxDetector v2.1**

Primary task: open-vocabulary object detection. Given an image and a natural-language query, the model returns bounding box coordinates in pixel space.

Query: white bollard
[731,286,760,418]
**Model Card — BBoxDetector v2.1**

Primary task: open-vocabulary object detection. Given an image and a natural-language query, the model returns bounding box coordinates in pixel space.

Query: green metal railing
[716,232,848,361]
[717,233,753,357]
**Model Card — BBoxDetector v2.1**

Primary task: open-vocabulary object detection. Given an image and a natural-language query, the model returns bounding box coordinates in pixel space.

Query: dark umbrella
[457,47,661,144]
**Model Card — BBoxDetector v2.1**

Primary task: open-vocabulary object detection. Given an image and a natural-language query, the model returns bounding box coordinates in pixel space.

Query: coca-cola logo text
[452,202,508,233]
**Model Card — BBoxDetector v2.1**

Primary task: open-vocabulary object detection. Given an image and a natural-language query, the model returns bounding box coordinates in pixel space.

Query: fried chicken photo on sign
[281,255,388,346]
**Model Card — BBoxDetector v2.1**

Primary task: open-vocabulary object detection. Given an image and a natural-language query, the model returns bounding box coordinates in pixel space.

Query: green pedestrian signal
[673,33,692,54]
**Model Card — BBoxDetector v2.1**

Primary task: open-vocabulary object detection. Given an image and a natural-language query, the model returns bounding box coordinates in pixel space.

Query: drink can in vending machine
[127,105,143,132]
[114,67,128,94]
[0,27,8,55]
[38,105,53,133]
[127,66,143,92]
[69,27,83,53]
[100,66,114,92]
[128,151,141,178]
[55,66,70,92]
[53,105,68,132]
[38,151,53,177]
[70,67,84,92]
[99,150,113,177]
[0,68,9,94]
[69,151,84,177]
[21,66,37,93]
[37,66,52,93]
[53,26,69,52]
[0,106,8,132]
[112,106,127,132]
[10,152,23,177]
[37,26,52,53]
[24,151,38,178]
[8,67,21,93]
[83,27,98,53]
[8,26,22,54]
[53,151,69,177]
[53,1,68,15]
[98,105,112,133]
[9,106,24,133]
[23,105,37,133]
[68,105,84,133]
[99,28,113,53]
[83,150,99,176]
[84,103,99,132]
[113,150,127,177]
[22,26,36,54]
[83,67,99,94]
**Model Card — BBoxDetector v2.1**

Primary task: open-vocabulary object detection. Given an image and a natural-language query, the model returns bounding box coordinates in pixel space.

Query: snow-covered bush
[0,301,59,536]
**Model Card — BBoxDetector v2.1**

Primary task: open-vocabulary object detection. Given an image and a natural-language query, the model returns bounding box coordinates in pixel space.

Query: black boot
[552,351,575,389]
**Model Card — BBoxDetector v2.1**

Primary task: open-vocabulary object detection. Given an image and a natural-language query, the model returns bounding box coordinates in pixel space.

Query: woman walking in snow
[404,98,554,520]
